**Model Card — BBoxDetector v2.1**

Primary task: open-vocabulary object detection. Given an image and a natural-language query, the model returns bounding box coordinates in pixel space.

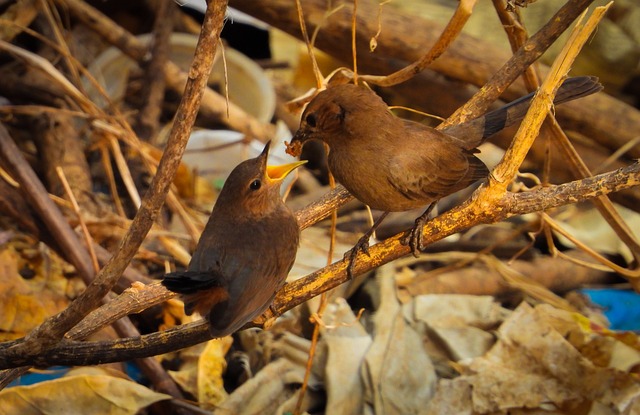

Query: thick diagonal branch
[0,161,637,369]
[0,0,228,365]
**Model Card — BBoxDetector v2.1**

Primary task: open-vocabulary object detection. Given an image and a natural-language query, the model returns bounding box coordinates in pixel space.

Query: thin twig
[56,167,100,274]
[295,153,337,414]
[294,0,323,88]
[360,0,477,87]
[0,161,638,369]
[440,0,595,128]
[0,0,228,366]
[351,0,358,84]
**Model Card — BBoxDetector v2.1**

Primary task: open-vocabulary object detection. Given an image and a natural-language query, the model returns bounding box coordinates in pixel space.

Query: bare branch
[0,161,637,369]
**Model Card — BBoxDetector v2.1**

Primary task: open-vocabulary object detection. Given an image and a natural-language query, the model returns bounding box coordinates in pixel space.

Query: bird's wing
[463,154,490,184]
[386,134,473,201]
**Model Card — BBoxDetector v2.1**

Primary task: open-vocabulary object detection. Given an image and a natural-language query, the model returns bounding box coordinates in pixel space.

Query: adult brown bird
[163,141,306,338]
[288,76,602,274]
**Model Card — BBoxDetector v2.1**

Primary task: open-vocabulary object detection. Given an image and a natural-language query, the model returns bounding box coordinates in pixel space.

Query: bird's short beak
[290,129,308,144]
[258,140,307,183]
[266,160,307,183]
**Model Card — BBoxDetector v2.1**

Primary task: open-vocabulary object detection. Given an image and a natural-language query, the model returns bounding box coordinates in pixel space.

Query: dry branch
[0,160,637,369]
[0,122,95,281]
[133,0,174,141]
[229,0,640,159]
[55,0,274,141]
[0,0,228,375]
[0,0,637,380]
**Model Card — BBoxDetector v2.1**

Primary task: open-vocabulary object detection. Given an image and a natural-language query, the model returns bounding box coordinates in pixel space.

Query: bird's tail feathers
[162,271,229,317]
[162,270,225,294]
[444,76,602,149]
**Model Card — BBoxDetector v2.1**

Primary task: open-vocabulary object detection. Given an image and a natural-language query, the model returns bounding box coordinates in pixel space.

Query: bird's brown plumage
[162,142,305,337]
[290,83,491,212]
[290,77,602,212]
[288,77,602,260]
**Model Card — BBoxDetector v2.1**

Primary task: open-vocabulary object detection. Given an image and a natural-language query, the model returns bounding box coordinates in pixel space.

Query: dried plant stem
[0,0,38,42]
[491,6,609,183]
[56,167,100,274]
[295,167,338,414]
[492,0,640,276]
[542,213,637,276]
[351,0,358,84]
[0,0,228,374]
[108,136,142,208]
[0,159,638,369]
[360,0,477,87]
[295,0,323,88]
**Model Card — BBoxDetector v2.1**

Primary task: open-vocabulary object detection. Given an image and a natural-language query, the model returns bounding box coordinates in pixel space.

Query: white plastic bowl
[85,33,276,124]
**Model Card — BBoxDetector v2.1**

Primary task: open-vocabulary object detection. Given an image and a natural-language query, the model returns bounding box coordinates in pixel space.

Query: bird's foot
[402,215,428,257]
[344,233,371,279]
[401,203,436,257]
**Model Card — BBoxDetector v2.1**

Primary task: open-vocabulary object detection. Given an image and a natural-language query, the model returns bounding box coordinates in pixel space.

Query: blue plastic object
[581,288,640,331]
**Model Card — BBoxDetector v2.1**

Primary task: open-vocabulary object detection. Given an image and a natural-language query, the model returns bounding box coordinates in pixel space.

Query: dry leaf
[321,298,373,415]
[361,264,437,414]
[0,244,80,339]
[198,337,233,409]
[214,358,305,415]
[167,342,205,396]
[410,294,509,328]
[429,326,495,361]
[454,303,640,413]
[0,374,170,414]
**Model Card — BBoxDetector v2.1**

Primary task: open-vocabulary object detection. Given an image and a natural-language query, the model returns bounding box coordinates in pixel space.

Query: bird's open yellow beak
[266,160,307,183]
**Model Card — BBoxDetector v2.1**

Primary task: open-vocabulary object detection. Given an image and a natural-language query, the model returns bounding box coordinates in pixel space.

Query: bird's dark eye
[305,113,317,128]
[249,179,261,190]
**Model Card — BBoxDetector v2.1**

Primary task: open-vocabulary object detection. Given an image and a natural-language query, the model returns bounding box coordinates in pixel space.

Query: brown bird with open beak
[163,141,306,338]
[287,76,602,274]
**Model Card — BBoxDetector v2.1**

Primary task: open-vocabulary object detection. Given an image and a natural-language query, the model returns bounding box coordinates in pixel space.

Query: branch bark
[229,0,640,159]
[56,0,274,141]
[0,161,637,369]
[0,0,228,369]
[0,0,637,376]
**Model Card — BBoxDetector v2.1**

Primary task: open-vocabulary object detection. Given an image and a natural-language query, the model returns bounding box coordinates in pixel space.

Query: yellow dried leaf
[0,374,170,414]
[198,337,233,409]
[0,245,77,339]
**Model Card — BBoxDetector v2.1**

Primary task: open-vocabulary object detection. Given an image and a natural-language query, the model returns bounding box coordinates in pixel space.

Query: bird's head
[215,141,306,218]
[287,83,390,156]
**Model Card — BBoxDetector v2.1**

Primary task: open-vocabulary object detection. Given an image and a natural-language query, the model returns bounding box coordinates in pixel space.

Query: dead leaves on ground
[0,236,83,340]
[0,367,170,415]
